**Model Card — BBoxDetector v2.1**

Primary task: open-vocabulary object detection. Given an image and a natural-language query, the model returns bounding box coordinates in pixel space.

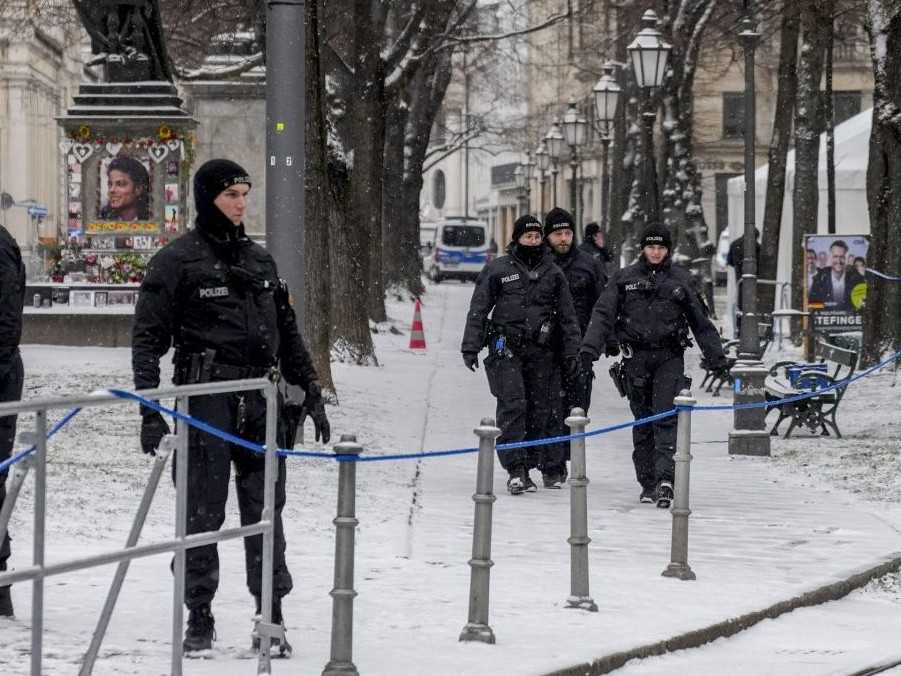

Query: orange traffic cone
[409,299,426,350]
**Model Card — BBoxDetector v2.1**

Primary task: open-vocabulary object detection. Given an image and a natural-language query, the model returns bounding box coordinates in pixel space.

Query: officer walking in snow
[0,223,25,617]
[461,214,581,493]
[579,222,613,271]
[581,223,727,508]
[132,159,330,655]
[543,208,607,480]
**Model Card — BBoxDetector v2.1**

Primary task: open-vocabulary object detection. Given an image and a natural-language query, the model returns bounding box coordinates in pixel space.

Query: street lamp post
[627,9,670,226]
[514,164,528,216]
[593,61,621,236]
[535,142,550,217]
[522,152,535,214]
[729,4,771,457]
[562,100,588,231]
[544,119,564,207]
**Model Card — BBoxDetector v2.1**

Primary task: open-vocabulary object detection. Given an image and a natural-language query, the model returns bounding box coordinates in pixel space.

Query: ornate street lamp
[562,99,588,231]
[544,119,565,206]
[627,9,670,224]
[513,164,528,216]
[729,2,770,457]
[593,61,621,235]
[535,142,550,216]
[522,151,535,213]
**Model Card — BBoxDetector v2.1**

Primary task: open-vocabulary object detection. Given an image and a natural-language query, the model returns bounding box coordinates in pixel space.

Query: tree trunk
[382,94,410,292]
[303,0,335,392]
[759,0,800,316]
[862,1,901,365]
[825,3,836,236]
[791,0,829,316]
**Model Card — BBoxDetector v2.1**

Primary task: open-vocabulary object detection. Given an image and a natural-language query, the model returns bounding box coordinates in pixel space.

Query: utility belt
[485,318,555,357]
[173,348,274,385]
[620,336,692,355]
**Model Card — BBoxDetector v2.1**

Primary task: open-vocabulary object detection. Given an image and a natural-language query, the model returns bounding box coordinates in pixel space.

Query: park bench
[699,319,773,396]
[764,338,859,438]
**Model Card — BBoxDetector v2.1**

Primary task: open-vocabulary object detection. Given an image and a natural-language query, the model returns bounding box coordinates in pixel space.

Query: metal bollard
[662,390,697,581]
[459,417,500,644]
[322,434,363,676]
[564,408,598,612]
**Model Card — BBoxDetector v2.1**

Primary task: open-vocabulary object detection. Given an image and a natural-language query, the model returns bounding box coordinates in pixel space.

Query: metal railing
[0,377,282,676]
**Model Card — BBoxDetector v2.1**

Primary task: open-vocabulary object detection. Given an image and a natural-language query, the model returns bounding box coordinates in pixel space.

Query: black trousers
[176,389,292,609]
[0,351,24,574]
[623,348,687,489]
[483,344,558,472]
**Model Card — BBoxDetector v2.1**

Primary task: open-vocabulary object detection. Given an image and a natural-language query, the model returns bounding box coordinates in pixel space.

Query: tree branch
[175,51,263,81]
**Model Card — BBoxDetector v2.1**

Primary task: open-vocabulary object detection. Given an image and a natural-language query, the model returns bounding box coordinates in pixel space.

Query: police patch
[501,273,521,284]
[199,286,229,299]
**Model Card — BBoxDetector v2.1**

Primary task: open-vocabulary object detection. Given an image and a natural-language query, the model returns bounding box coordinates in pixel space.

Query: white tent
[727,108,872,310]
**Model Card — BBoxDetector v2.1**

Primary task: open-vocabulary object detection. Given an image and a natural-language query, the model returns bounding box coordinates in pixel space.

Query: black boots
[0,586,12,617]
[183,604,215,653]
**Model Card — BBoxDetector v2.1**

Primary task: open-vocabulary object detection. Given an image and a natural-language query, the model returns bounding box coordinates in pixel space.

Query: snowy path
[1,281,900,675]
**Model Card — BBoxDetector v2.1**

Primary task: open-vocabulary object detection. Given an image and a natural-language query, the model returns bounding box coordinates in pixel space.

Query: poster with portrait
[804,234,869,335]
[83,153,161,236]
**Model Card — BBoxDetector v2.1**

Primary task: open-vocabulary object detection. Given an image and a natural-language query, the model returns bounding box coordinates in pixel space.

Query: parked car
[426,218,493,283]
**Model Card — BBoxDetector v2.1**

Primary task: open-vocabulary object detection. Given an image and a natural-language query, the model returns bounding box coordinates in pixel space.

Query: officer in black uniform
[543,208,607,486]
[0,223,25,618]
[581,223,727,508]
[132,159,330,654]
[461,214,581,494]
[579,222,613,270]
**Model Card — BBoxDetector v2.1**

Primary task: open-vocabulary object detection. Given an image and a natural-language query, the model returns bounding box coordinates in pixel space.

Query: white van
[427,218,493,283]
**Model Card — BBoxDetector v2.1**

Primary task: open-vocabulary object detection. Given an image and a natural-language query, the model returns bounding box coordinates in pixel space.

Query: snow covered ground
[1,281,899,675]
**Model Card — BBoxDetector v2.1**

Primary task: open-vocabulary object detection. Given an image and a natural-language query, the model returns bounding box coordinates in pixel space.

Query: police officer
[0,223,25,617]
[581,223,727,508]
[543,208,607,485]
[579,222,613,270]
[461,214,581,494]
[132,159,330,654]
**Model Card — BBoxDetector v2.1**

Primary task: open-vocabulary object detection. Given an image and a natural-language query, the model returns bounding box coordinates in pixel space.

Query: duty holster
[173,348,217,385]
[609,360,627,398]
[281,398,304,448]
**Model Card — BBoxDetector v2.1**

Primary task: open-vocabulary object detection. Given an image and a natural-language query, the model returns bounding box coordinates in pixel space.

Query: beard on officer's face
[551,240,571,255]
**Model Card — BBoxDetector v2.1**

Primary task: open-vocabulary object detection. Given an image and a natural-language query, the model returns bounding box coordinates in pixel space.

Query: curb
[544,550,901,676]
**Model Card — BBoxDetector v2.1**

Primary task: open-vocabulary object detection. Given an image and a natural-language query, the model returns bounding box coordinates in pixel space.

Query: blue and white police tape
[0,407,83,475]
[866,268,901,282]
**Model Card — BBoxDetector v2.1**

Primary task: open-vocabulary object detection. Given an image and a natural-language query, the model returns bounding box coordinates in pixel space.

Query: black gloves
[564,355,581,379]
[140,408,170,456]
[604,342,620,358]
[580,353,595,374]
[301,382,331,444]
[463,352,479,371]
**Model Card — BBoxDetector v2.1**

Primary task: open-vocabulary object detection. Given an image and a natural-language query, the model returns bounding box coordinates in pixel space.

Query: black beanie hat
[193,159,252,231]
[511,214,543,243]
[640,222,672,250]
[584,222,600,240]
[543,207,575,237]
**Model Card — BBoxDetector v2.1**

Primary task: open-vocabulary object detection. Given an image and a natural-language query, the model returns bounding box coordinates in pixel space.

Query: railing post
[662,390,697,581]
[323,434,363,676]
[459,417,500,644]
[565,407,598,612]
[80,436,175,676]
[256,379,282,674]
[0,456,33,555]
[171,396,189,676]
[30,410,47,676]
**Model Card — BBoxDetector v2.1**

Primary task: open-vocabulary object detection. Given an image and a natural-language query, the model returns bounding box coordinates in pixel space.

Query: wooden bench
[764,339,859,438]
[700,320,773,397]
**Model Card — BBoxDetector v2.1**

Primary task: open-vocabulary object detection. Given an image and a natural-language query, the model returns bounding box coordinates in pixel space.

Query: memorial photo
[98,156,152,222]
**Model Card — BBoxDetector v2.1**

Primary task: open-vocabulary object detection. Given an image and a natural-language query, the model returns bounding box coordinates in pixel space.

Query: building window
[432,170,446,210]
[722,92,745,139]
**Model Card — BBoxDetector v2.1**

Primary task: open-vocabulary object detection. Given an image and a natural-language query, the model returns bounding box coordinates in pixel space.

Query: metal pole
[323,435,362,676]
[729,4,771,457]
[551,163,559,206]
[565,408,598,612]
[459,417,500,644]
[662,392,696,581]
[171,396,189,676]
[266,0,306,325]
[569,154,578,224]
[30,409,47,676]
[463,46,470,220]
[0,457,32,551]
[81,438,175,676]
[256,380,281,673]
[642,107,659,224]
[539,176,546,216]
[600,136,611,233]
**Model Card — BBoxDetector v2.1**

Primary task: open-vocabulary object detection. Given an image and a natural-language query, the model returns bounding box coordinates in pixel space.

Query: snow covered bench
[700,320,773,396]
[764,339,859,439]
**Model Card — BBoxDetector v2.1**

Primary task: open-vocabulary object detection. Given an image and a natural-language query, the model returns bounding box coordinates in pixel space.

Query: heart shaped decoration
[106,142,123,156]
[148,144,169,164]
[59,139,74,154]
[166,139,181,152]
[72,143,94,163]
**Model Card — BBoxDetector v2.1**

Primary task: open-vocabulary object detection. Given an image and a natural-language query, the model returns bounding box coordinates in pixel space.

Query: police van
[427,217,493,283]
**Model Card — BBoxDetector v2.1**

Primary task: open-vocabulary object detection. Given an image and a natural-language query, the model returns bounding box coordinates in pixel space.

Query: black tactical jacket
[461,248,581,358]
[0,225,25,376]
[578,239,613,264]
[132,224,318,391]
[553,246,607,334]
[581,256,725,363]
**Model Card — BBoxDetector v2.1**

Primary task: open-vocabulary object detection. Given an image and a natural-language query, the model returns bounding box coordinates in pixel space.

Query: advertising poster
[804,234,869,335]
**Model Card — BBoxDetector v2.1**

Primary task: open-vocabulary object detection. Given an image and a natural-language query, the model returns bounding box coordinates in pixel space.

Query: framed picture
[108,290,137,305]
[98,156,153,222]
[165,183,179,203]
[94,291,109,307]
[70,290,94,307]
[164,205,179,233]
